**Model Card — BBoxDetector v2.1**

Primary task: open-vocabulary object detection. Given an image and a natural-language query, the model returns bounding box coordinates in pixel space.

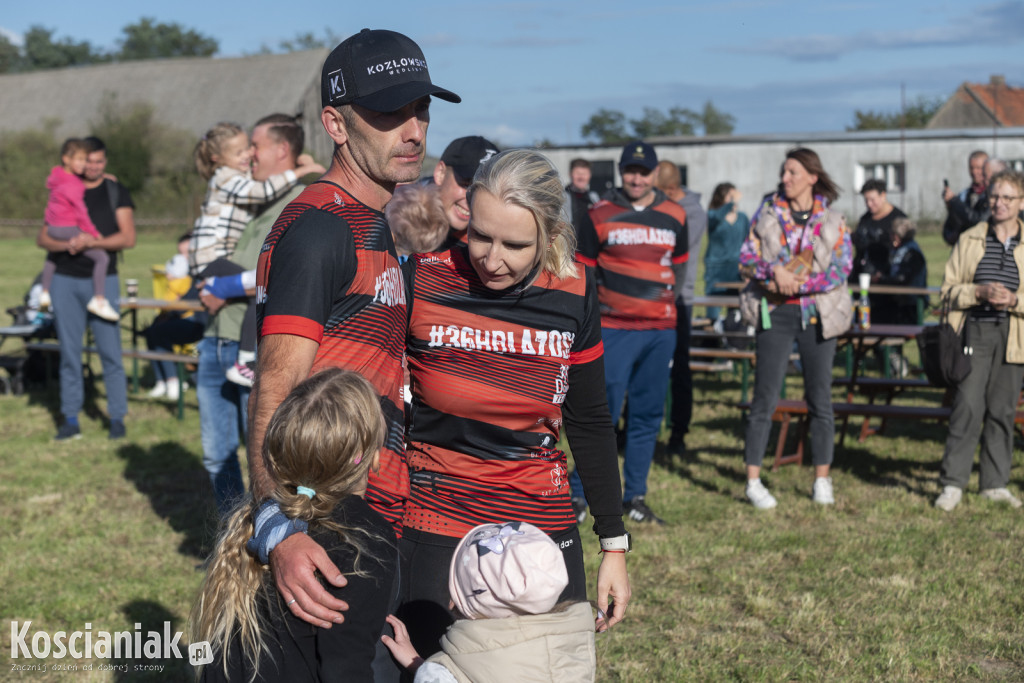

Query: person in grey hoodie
[655,161,707,456]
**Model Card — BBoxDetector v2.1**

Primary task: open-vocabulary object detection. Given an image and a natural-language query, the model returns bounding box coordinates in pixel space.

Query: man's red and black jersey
[256,181,408,533]
[403,247,603,538]
[576,188,688,330]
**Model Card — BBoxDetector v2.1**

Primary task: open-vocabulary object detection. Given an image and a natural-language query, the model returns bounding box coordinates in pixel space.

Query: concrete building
[543,128,1024,224]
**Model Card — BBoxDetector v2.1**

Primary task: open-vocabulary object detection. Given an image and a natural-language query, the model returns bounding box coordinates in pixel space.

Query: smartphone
[943,179,949,188]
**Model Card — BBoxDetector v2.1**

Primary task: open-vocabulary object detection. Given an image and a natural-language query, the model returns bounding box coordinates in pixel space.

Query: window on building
[591,160,615,195]
[1008,159,1024,173]
[855,162,905,194]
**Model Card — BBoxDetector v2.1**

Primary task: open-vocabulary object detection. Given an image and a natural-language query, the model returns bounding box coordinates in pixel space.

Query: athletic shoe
[55,422,81,441]
[87,296,120,322]
[979,488,1023,508]
[226,361,254,388]
[812,476,835,505]
[108,419,126,440]
[623,496,666,525]
[746,479,777,509]
[165,378,188,401]
[571,497,588,524]
[147,381,167,398]
[934,486,963,512]
[39,290,52,310]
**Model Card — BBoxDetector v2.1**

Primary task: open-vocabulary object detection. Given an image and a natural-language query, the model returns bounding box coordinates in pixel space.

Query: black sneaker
[108,419,126,440]
[55,422,81,441]
[571,497,588,524]
[624,496,665,525]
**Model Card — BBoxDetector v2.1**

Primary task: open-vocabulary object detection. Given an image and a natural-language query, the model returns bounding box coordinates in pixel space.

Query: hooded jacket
[45,166,100,238]
[420,602,596,683]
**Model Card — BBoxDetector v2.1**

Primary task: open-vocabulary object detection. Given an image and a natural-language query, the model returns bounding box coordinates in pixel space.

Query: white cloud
[0,26,24,46]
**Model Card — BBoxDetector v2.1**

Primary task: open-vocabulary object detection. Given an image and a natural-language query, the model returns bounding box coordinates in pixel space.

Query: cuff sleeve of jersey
[570,341,603,365]
[671,252,689,264]
[576,253,597,267]
[261,314,324,344]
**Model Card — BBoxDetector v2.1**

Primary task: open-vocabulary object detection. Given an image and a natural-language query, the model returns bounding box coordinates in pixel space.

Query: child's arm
[215,160,323,207]
[381,614,424,671]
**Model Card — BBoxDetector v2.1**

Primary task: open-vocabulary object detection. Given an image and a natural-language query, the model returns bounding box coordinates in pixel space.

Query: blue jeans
[570,327,676,502]
[51,272,127,422]
[196,336,248,515]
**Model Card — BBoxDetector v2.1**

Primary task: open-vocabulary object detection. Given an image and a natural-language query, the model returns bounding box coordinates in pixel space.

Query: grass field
[1,228,1023,682]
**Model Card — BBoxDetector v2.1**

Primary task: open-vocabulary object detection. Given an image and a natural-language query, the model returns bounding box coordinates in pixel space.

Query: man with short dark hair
[431,135,499,248]
[36,136,135,440]
[568,141,689,525]
[943,150,989,245]
[195,113,309,515]
[565,157,600,229]
[247,30,459,639]
[852,179,906,279]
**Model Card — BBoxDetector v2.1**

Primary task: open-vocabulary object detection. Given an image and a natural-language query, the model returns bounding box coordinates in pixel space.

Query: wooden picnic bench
[740,397,1024,470]
[25,342,195,420]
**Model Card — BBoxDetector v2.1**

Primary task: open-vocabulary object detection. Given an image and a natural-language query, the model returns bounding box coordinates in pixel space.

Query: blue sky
[3,1,1023,148]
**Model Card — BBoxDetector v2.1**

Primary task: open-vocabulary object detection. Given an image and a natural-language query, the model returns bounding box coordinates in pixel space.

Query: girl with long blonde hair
[190,368,397,682]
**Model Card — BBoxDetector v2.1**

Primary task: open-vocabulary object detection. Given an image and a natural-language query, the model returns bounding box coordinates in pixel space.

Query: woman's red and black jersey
[403,247,603,538]
[255,181,408,534]
[576,188,688,330]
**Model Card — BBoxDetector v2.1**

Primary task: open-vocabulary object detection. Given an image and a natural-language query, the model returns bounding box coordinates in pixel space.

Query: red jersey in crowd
[256,181,408,533]
[403,247,603,538]
[576,189,688,330]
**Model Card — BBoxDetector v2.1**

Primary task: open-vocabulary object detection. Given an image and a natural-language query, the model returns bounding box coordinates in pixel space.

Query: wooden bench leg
[772,413,806,470]
[175,362,186,421]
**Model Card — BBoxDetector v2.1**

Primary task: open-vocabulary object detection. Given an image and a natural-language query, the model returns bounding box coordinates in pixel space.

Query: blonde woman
[191,368,396,682]
[935,170,1024,511]
[399,149,631,656]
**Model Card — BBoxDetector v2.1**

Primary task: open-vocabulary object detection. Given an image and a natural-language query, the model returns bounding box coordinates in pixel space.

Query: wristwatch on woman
[599,533,632,553]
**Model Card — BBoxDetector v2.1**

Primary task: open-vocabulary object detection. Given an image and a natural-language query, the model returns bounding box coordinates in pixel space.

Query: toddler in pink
[39,138,118,321]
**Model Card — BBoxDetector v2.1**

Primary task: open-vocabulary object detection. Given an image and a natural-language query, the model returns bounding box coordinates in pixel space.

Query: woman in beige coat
[935,169,1024,511]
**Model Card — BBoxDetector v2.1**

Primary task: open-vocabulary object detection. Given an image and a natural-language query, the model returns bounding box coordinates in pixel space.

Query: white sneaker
[87,296,120,322]
[812,476,835,505]
[165,378,187,401]
[979,488,1023,508]
[746,479,777,509]
[934,485,963,511]
[147,381,167,398]
[39,290,52,310]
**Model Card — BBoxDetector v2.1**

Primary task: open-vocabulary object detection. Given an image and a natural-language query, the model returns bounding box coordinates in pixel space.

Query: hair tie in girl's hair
[297,486,316,499]
[353,455,362,465]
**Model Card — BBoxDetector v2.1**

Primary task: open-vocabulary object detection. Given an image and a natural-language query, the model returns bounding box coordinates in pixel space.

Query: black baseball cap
[619,141,658,171]
[440,136,500,181]
[321,29,461,112]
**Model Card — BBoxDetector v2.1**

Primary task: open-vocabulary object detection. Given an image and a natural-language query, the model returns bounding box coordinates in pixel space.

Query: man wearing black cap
[245,29,459,655]
[568,141,688,526]
[431,135,499,248]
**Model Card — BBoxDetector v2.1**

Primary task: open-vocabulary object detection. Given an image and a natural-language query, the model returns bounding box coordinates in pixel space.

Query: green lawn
[1,229,1022,681]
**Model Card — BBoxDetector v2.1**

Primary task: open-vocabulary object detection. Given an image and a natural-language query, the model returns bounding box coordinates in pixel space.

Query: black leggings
[396,525,586,658]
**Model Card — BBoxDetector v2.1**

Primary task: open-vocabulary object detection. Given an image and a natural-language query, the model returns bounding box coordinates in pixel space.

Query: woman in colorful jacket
[738,147,853,509]
[934,170,1024,511]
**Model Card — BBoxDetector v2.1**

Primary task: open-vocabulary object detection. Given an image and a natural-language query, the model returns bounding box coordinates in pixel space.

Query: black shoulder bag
[915,295,972,388]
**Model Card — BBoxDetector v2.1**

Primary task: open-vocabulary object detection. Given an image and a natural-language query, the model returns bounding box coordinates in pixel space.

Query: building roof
[0,49,329,148]
[927,76,1024,129]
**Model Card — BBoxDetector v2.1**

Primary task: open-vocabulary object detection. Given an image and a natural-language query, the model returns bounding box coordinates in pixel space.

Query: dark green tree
[847,96,943,131]
[630,106,698,138]
[0,34,21,73]
[277,29,341,52]
[116,18,218,61]
[581,108,630,143]
[21,26,104,70]
[699,100,736,135]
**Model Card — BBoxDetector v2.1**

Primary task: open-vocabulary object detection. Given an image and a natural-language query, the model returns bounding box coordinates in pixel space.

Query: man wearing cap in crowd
[427,135,499,249]
[243,29,459,678]
[568,141,688,526]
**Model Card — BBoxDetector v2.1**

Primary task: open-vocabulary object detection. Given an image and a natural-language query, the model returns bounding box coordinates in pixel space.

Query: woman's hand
[772,265,806,296]
[980,282,1017,309]
[381,614,424,671]
[595,550,630,632]
[269,533,349,628]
